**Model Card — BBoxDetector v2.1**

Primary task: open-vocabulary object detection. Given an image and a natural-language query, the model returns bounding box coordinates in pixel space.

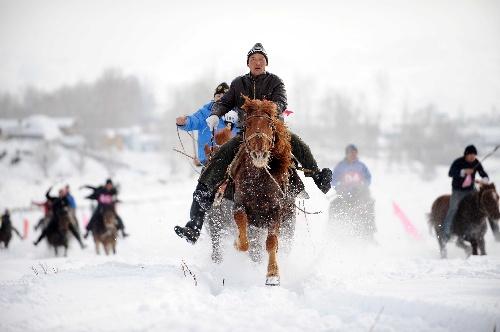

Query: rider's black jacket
[211,72,287,127]
[448,157,488,191]
[45,189,69,215]
[84,185,118,206]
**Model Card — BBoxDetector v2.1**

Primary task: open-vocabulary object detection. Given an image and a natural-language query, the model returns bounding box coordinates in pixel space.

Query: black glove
[312,168,332,194]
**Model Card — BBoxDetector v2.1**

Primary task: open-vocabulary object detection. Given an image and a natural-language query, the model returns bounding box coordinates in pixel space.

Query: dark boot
[174,182,214,244]
[116,215,129,237]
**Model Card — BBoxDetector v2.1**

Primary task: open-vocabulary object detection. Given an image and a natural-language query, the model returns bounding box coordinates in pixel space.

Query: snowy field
[1,143,500,332]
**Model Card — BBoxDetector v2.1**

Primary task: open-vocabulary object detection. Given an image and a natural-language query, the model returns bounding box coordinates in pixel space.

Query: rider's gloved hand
[206,115,219,131]
[223,110,238,126]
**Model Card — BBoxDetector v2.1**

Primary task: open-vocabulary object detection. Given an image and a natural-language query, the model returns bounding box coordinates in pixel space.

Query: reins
[174,126,201,175]
[242,111,322,215]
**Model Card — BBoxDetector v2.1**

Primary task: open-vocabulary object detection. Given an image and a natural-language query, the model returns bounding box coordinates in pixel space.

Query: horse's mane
[242,97,291,177]
[204,127,232,160]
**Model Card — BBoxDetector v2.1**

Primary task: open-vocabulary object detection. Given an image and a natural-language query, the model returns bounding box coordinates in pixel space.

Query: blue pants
[443,188,474,238]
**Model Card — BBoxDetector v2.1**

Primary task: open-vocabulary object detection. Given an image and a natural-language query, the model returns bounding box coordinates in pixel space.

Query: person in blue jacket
[176,82,238,166]
[63,184,80,231]
[331,144,372,195]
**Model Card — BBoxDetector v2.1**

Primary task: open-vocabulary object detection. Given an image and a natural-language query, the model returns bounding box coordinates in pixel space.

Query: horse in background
[429,182,500,258]
[328,185,376,241]
[46,207,73,256]
[231,97,295,286]
[90,205,118,255]
[0,210,23,248]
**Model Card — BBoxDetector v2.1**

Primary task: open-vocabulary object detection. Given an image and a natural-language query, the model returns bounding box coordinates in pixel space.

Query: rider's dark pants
[35,215,83,244]
[443,188,474,238]
[199,132,318,191]
[86,207,125,231]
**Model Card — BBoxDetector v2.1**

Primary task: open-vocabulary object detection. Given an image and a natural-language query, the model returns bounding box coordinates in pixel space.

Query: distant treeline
[1,71,498,178]
[0,68,155,136]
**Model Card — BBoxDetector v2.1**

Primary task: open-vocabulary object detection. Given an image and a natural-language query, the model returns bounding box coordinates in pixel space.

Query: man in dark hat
[176,82,238,166]
[442,145,489,241]
[174,42,332,244]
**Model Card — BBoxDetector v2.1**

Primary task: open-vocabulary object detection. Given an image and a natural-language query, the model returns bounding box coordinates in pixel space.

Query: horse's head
[241,97,277,168]
[101,205,117,229]
[479,182,500,220]
[56,208,71,230]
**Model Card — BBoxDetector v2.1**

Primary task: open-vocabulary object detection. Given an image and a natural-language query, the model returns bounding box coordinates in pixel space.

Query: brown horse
[204,126,233,161]
[91,205,118,255]
[328,185,376,241]
[429,182,500,258]
[231,97,294,286]
[46,207,73,256]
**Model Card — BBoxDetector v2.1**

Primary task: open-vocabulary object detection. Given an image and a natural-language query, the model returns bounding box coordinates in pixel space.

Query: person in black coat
[33,187,86,248]
[0,209,23,248]
[442,145,489,240]
[174,43,332,244]
[82,179,129,238]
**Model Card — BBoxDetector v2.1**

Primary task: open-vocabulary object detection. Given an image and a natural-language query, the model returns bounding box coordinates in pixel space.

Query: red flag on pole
[392,201,422,240]
[23,218,29,239]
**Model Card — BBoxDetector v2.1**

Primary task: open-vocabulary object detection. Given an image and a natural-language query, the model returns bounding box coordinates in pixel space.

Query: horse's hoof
[234,239,249,252]
[265,276,280,286]
[440,249,447,259]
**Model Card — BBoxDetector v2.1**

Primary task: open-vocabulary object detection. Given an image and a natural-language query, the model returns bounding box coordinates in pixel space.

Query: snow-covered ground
[1,141,500,332]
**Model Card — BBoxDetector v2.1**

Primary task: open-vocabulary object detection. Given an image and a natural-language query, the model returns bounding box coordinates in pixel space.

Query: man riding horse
[175,42,332,244]
[83,179,129,239]
[329,144,375,239]
[33,187,86,249]
[441,145,490,241]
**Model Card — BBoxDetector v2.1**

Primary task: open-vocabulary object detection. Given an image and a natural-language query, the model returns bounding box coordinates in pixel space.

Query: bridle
[242,113,275,154]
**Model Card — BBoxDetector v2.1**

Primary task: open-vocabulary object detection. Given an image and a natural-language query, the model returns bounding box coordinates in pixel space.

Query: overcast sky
[1,0,499,118]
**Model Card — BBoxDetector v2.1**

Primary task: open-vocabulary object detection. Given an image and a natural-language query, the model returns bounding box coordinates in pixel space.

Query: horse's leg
[478,237,486,255]
[208,207,223,263]
[54,246,58,257]
[456,238,472,257]
[470,239,478,255]
[64,245,68,257]
[438,233,447,259]
[94,238,100,255]
[104,242,109,255]
[248,225,264,263]
[233,209,249,251]
[265,223,280,286]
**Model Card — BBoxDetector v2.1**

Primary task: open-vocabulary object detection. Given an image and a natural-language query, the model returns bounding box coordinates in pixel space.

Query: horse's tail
[426,212,434,236]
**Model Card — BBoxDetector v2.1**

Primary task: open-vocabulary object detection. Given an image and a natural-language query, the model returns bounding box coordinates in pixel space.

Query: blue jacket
[66,193,77,209]
[178,101,237,165]
[331,159,372,193]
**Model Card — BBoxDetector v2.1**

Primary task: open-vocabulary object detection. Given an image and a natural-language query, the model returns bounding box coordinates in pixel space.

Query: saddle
[213,146,307,206]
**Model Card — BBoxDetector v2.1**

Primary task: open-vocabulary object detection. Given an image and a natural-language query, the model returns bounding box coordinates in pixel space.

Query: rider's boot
[116,216,129,237]
[174,182,214,244]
